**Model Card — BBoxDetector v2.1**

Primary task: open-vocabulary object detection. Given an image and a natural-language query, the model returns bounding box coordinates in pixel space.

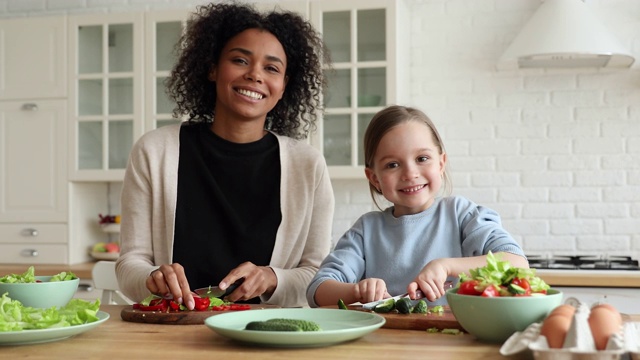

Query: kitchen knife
[360,290,424,310]
[194,278,244,298]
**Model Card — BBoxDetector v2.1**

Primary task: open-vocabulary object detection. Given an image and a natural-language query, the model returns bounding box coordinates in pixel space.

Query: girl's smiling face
[209,28,287,124]
[365,120,447,217]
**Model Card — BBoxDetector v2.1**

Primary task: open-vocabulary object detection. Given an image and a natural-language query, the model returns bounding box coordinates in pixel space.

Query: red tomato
[457,280,482,295]
[511,278,531,295]
[193,296,210,311]
[481,285,500,297]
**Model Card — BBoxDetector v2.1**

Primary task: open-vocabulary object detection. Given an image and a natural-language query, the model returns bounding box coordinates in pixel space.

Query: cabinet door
[68,13,144,181]
[310,0,408,178]
[0,100,68,222]
[0,16,67,100]
[144,10,189,131]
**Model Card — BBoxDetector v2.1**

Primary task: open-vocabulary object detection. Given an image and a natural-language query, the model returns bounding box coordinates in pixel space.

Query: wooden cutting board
[331,305,464,332]
[121,304,279,325]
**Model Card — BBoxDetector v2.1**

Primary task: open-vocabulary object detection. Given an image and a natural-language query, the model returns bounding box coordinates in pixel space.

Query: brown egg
[588,305,622,350]
[549,304,576,318]
[540,310,574,349]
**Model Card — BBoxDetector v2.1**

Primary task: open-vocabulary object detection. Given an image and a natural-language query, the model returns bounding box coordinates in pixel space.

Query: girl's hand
[354,278,390,303]
[409,259,449,301]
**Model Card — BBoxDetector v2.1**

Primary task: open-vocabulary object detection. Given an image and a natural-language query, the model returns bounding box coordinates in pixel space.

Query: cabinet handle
[21,228,39,237]
[21,103,39,111]
[20,249,39,257]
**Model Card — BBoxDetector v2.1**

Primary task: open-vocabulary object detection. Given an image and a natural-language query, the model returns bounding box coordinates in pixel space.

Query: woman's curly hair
[166,2,330,140]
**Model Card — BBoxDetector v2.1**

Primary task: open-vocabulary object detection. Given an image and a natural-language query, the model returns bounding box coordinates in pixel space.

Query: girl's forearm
[313,280,357,307]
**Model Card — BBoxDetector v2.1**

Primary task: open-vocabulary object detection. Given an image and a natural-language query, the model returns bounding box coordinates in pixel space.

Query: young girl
[307,105,527,307]
[116,2,334,309]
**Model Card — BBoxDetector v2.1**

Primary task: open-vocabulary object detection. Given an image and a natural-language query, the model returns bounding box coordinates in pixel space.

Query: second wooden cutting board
[342,305,464,332]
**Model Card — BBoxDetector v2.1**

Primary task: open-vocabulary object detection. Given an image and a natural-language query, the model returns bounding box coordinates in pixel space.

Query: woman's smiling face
[365,120,447,217]
[209,28,287,123]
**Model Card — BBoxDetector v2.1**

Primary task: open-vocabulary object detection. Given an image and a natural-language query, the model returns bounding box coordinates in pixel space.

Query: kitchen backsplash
[2,0,638,260]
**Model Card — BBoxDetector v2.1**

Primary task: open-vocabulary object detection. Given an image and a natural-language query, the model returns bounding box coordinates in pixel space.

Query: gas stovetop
[527,255,640,271]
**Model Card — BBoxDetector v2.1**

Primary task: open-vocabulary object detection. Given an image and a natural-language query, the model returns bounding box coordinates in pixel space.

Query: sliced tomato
[481,285,500,297]
[511,278,531,295]
[193,296,211,311]
[457,280,482,296]
[230,304,251,311]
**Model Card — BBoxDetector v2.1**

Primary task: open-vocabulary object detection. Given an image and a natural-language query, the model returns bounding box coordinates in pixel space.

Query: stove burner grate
[526,255,640,271]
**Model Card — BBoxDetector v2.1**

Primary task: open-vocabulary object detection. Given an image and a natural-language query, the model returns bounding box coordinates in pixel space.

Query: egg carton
[500,297,640,360]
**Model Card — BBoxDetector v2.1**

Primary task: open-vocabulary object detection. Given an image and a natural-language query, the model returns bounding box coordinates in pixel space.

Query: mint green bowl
[0,276,79,308]
[446,287,563,343]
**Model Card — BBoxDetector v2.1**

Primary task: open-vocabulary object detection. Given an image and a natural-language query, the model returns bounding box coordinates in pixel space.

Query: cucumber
[411,300,428,314]
[245,321,302,331]
[266,318,321,332]
[373,298,395,313]
[395,298,413,314]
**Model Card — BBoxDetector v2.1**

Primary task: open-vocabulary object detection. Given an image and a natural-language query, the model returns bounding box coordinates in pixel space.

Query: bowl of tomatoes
[446,253,563,343]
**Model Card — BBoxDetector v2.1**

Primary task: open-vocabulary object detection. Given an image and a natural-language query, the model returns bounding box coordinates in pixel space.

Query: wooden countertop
[537,270,640,288]
[0,305,518,359]
[2,306,639,358]
[0,262,95,280]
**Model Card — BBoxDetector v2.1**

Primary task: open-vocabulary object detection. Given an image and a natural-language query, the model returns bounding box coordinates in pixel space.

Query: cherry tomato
[457,280,482,296]
[481,285,500,297]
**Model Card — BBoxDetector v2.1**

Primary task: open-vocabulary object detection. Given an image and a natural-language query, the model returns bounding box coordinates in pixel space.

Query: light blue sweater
[306,196,525,307]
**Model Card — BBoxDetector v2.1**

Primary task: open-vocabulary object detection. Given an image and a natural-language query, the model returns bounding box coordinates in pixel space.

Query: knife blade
[194,278,244,298]
[360,290,424,310]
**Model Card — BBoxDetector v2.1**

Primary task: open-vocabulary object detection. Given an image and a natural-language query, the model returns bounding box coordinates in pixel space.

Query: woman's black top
[173,123,281,303]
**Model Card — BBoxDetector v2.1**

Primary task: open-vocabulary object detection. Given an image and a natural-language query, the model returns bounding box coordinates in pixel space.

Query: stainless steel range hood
[497,0,635,70]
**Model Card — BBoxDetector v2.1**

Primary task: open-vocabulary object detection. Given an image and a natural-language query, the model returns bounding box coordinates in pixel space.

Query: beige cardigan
[116,124,335,307]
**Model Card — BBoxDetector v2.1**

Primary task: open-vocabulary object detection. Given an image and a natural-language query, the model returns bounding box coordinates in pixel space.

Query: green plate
[0,311,109,346]
[205,308,385,347]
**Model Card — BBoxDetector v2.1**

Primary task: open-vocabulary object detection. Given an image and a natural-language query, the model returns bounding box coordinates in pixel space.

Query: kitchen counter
[0,305,524,359]
[537,270,640,288]
[0,262,95,280]
[3,306,640,358]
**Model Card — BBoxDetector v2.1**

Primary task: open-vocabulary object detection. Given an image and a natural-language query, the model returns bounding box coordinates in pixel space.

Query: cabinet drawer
[0,244,68,264]
[0,224,67,244]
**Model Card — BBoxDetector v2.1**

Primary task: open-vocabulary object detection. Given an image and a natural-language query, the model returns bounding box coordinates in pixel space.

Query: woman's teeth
[237,89,264,99]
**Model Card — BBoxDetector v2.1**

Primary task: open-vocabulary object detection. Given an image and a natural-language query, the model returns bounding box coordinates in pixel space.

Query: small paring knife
[194,279,244,298]
[360,290,424,310]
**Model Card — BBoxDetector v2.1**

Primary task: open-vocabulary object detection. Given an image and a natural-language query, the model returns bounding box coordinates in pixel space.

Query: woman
[116,2,334,309]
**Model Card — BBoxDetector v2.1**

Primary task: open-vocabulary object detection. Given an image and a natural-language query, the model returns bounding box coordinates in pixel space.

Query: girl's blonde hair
[363,105,452,209]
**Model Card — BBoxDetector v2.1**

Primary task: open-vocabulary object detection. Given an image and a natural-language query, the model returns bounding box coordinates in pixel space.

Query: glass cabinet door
[311,0,396,177]
[69,13,144,181]
[145,11,189,130]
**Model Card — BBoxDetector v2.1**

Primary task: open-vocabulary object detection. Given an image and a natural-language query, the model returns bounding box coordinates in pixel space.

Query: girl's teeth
[237,89,263,99]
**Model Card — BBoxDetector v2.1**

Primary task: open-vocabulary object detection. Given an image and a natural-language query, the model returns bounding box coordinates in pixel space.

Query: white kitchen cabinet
[68,13,145,182]
[0,224,69,264]
[0,100,68,222]
[144,10,189,131]
[0,16,67,100]
[310,0,409,178]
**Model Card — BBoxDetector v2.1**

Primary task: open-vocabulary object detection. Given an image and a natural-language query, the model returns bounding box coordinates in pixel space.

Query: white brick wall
[2,0,638,261]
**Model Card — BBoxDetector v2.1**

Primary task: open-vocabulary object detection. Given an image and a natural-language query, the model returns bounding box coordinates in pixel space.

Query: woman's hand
[146,263,195,310]
[219,262,277,302]
[354,278,390,304]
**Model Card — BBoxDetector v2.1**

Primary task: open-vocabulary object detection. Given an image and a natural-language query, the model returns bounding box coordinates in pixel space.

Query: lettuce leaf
[0,293,100,332]
[0,267,77,283]
[459,252,550,293]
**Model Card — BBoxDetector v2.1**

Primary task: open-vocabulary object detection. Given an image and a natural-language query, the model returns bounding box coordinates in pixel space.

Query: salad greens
[0,266,78,283]
[0,293,100,332]
[458,251,550,295]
